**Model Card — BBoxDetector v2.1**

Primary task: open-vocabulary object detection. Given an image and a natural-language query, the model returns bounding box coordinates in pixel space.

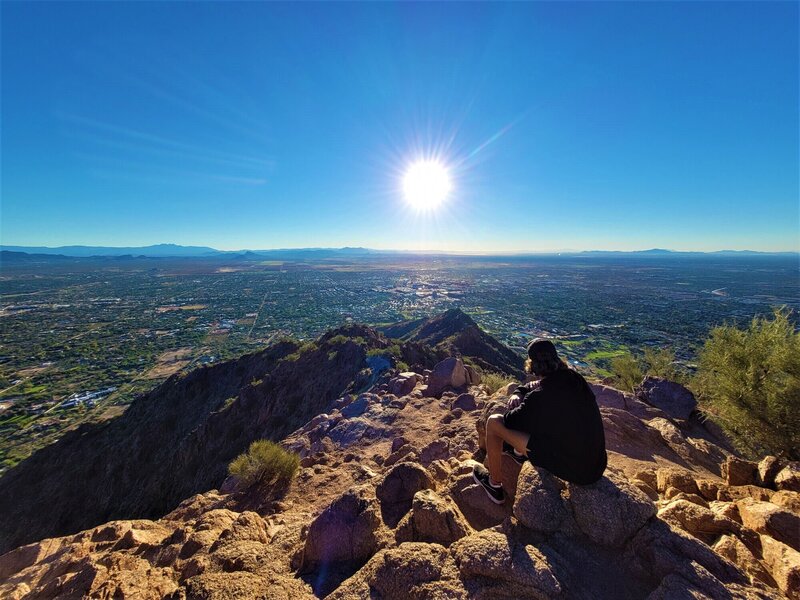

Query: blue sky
[2,2,798,252]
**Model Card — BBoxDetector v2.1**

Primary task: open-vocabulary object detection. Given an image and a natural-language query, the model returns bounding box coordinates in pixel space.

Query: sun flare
[402,160,452,210]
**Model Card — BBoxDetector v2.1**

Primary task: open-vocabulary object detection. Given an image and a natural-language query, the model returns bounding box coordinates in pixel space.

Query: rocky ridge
[2,356,799,599]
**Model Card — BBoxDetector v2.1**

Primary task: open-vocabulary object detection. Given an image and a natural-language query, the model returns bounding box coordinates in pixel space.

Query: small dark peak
[319,323,384,346]
[413,308,478,346]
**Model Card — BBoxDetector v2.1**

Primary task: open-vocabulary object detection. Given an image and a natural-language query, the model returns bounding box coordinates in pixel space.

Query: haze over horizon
[2,2,798,252]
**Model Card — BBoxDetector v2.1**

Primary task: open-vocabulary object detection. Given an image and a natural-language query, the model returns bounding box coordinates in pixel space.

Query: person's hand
[507,394,522,410]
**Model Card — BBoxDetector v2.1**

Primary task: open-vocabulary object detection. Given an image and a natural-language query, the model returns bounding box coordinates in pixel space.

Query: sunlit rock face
[1,312,798,599]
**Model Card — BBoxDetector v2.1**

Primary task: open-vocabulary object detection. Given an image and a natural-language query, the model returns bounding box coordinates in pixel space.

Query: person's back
[522,367,607,484]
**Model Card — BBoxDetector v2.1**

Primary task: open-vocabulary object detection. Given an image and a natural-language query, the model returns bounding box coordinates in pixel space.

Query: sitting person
[473,339,607,504]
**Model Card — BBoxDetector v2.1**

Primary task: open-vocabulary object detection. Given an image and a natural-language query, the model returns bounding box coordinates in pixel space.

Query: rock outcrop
[1,319,797,600]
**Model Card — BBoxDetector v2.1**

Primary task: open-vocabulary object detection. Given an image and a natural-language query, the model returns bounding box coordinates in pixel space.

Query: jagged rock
[759,456,787,489]
[512,462,567,534]
[658,499,739,543]
[714,534,777,587]
[637,376,697,420]
[451,393,476,411]
[341,394,370,418]
[375,462,434,527]
[696,478,724,501]
[723,456,759,487]
[736,499,800,552]
[719,485,774,503]
[772,490,800,513]
[425,357,468,398]
[451,529,562,598]
[656,468,699,495]
[327,542,468,599]
[464,365,481,386]
[383,444,418,467]
[709,500,742,523]
[326,418,390,448]
[389,373,422,397]
[566,471,656,547]
[182,571,312,600]
[625,519,748,588]
[419,439,450,466]
[395,489,470,546]
[760,535,800,600]
[300,486,387,572]
[448,468,510,531]
[776,463,800,492]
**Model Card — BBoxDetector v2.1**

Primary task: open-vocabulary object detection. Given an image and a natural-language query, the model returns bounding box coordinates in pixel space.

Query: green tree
[693,308,800,460]
[610,353,643,392]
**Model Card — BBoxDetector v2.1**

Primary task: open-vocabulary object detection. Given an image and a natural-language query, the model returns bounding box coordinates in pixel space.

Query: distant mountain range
[0,244,796,259]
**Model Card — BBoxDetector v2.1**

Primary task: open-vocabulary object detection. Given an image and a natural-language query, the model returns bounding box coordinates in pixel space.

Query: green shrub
[693,308,800,460]
[228,439,300,488]
[609,353,643,392]
[642,347,680,381]
[482,371,513,394]
[395,360,410,372]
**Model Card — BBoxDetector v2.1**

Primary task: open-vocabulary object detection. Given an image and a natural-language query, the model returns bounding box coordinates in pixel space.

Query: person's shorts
[502,410,536,459]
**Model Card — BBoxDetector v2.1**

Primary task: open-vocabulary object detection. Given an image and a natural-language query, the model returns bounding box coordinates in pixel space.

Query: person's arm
[507,381,538,410]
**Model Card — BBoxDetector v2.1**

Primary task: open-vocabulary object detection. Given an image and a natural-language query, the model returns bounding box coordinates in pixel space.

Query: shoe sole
[503,451,526,465]
[472,471,505,505]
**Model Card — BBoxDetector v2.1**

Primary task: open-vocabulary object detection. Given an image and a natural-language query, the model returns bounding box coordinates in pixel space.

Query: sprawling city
[1,250,796,472]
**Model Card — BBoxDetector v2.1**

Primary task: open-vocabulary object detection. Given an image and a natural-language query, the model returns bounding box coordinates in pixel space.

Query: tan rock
[658,499,739,543]
[696,478,724,501]
[328,542,468,600]
[771,490,800,514]
[450,529,562,597]
[723,456,759,487]
[759,456,787,489]
[375,461,434,527]
[512,462,568,534]
[776,463,800,492]
[395,489,471,546]
[709,500,741,523]
[567,471,656,548]
[713,534,776,587]
[737,499,800,552]
[657,467,700,495]
[760,535,800,600]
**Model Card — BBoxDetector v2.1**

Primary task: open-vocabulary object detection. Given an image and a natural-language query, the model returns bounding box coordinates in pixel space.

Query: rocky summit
[1,316,800,599]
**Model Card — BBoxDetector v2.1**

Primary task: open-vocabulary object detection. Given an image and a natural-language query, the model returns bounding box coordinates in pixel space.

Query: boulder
[713,534,777,587]
[395,490,470,546]
[451,393,476,411]
[760,535,800,600]
[300,486,387,572]
[425,358,468,398]
[771,490,800,514]
[389,373,421,397]
[512,462,568,534]
[696,478,724,501]
[327,542,468,600]
[776,463,800,492]
[759,456,787,489]
[636,376,697,420]
[375,462,434,527]
[451,529,562,598]
[419,439,450,466]
[566,471,656,547]
[341,395,370,418]
[657,499,739,543]
[736,499,800,552]
[722,456,759,487]
[464,365,481,386]
[656,468,699,495]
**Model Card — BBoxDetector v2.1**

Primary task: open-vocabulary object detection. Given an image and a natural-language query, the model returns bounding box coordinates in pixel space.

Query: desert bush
[228,439,300,488]
[693,308,800,460]
[482,371,513,394]
[642,347,679,381]
[610,353,643,392]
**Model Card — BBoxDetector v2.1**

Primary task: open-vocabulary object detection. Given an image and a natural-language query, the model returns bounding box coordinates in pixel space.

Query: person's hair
[525,356,568,377]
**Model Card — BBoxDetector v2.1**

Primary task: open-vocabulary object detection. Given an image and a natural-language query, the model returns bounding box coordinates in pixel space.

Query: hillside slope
[2,359,798,599]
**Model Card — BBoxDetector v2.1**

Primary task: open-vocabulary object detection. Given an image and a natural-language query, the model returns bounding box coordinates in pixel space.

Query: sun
[402,160,452,210]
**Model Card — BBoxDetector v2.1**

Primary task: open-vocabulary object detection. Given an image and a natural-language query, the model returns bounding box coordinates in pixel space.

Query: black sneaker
[472,463,505,504]
[502,442,528,465]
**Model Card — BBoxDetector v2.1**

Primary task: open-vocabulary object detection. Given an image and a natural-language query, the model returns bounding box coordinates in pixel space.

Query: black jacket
[504,368,607,485]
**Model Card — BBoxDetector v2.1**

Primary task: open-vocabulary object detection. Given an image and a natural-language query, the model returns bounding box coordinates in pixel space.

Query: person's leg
[485,414,530,485]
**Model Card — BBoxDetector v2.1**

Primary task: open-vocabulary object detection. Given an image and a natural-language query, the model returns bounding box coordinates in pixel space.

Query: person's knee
[486,413,504,432]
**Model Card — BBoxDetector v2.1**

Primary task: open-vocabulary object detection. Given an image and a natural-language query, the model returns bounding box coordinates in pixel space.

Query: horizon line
[2,243,799,256]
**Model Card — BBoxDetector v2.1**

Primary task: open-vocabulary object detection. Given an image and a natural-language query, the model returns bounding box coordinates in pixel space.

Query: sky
[2,1,798,253]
